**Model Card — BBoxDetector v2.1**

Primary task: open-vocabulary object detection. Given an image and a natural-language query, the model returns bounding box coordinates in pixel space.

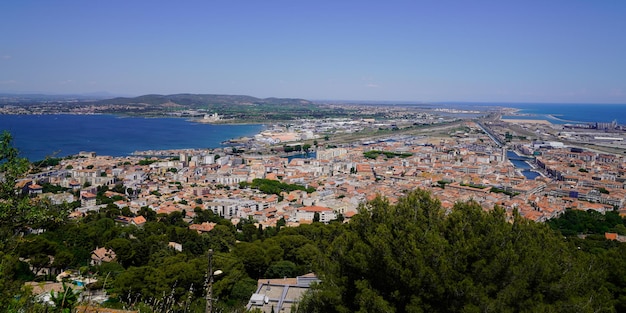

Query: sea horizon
[498,102,626,124]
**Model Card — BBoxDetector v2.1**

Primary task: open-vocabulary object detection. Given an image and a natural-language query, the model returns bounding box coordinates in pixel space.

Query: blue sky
[1,0,625,103]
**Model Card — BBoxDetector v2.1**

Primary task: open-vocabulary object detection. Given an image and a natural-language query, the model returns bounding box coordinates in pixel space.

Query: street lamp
[205,249,214,313]
[205,250,224,313]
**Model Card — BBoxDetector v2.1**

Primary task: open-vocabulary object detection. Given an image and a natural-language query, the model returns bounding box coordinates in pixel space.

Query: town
[23,115,626,231]
[4,1,625,310]
[8,111,626,312]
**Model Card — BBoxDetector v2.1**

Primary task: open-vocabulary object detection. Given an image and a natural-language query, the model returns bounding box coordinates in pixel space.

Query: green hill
[95,93,313,108]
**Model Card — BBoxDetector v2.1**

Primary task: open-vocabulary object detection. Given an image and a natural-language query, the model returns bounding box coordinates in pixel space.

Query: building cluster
[24,120,626,233]
[225,115,448,150]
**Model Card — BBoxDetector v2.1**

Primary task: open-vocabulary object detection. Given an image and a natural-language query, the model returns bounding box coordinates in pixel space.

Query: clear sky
[1,0,625,103]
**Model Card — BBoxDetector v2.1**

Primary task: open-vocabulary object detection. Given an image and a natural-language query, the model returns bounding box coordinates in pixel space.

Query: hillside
[0,93,349,120]
[88,93,349,121]
[95,93,313,108]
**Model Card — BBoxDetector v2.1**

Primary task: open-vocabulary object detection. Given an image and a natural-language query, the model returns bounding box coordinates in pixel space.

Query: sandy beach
[500,118,552,125]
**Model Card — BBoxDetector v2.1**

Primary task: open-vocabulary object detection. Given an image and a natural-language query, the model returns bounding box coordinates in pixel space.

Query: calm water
[0,114,264,161]
[498,103,626,124]
[438,102,626,124]
[286,152,317,161]
[507,151,541,180]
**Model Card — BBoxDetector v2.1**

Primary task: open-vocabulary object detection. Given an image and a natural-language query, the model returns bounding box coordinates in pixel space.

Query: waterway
[507,151,541,180]
[286,152,317,162]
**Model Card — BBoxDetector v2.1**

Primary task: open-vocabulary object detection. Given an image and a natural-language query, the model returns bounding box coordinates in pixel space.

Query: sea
[0,114,264,162]
[493,103,626,124]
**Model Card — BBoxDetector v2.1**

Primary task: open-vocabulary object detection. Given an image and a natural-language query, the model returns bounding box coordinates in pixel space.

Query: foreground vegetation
[298,194,620,313]
[2,131,626,312]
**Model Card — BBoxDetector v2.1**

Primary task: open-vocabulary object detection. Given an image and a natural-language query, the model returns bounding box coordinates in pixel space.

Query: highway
[474,121,505,147]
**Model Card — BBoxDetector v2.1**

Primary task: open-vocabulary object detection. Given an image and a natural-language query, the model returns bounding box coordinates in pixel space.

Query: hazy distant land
[0,93,492,122]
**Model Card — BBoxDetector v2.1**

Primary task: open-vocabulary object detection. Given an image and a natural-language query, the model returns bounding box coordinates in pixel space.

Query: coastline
[500,118,552,125]
[497,103,626,124]
[545,114,585,124]
[187,117,266,126]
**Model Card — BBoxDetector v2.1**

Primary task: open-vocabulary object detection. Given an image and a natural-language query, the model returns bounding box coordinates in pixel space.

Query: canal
[286,151,317,162]
[507,151,541,180]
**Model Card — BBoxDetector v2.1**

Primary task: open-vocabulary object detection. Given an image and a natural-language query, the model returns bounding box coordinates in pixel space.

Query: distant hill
[94,93,313,108]
[0,93,354,120]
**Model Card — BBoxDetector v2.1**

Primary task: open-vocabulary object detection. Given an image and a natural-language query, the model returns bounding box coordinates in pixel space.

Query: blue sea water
[500,103,626,124]
[0,114,264,161]
[438,102,626,124]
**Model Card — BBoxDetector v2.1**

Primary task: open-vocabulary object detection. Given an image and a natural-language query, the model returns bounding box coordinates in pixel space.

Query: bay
[0,114,264,161]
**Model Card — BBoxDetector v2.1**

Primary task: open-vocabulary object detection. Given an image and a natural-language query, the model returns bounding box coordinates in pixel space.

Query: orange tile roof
[131,216,146,225]
[189,222,216,233]
[344,211,357,218]
[300,205,332,212]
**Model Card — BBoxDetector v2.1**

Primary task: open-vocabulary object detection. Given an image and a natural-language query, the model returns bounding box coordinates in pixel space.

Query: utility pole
[205,249,214,313]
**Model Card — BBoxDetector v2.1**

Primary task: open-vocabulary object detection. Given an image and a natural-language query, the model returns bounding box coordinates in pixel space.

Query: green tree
[0,132,29,199]
[50,282,78,313]
[121,206,133,217]
[265,260,297,278]
[51,250,75,272]
[0,133,48,234]
[138,206,157,221]
[235,242,268,279]
[298,190,613,313]
[243,222,258,242]
[205,224,236,253]
[29,253,51,278]
[276,217,286,230]
[313,212,320,223]
[0,132,54,309]
[106,238,134,268]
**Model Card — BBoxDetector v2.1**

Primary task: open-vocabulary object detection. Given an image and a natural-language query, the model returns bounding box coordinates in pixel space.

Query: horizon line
[1,91,626,106]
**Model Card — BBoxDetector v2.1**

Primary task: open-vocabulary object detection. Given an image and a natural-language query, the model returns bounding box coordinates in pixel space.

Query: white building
[294,205,337,223]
